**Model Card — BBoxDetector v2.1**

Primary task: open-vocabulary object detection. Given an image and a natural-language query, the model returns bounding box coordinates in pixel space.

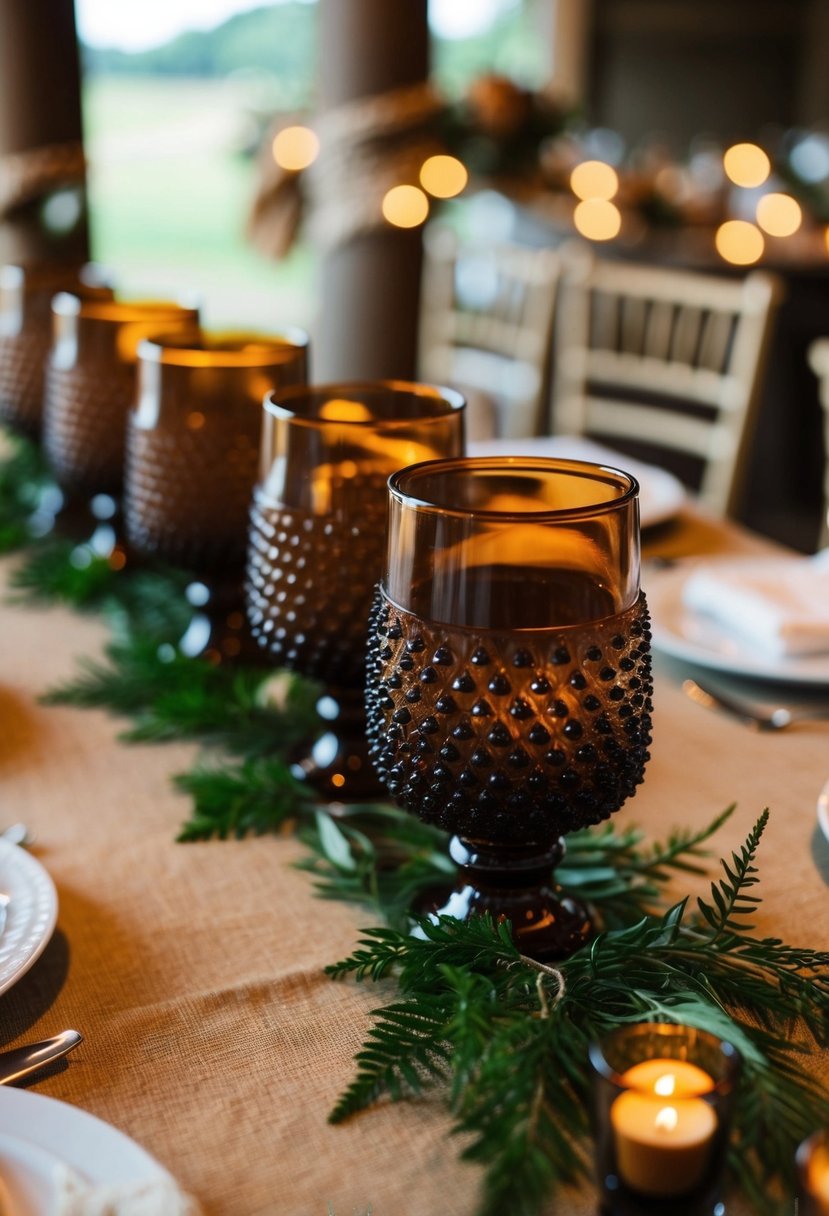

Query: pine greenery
[0,433,52,552]
[328,812,829,1216]
[5,432,829,1215]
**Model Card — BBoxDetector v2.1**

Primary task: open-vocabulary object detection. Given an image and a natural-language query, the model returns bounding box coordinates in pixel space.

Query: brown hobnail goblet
[246,382,466,799]
[41,294,200,547]
[124,330,309,662]
[366,456,653,960]
[0,262,112,438]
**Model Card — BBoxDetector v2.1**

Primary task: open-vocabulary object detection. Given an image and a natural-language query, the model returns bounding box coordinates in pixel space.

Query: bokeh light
[570,160,619,201]
[756,192,802,237]
[272,125,319,172]
[715,220,765,264]
[382,184,429,228]
[723,143,771,188]
[573,198,622,241]
[319,399,373,422]
[419,155,468,199]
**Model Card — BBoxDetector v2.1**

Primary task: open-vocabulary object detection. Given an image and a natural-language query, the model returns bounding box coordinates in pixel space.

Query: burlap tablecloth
[1,509,827,1215]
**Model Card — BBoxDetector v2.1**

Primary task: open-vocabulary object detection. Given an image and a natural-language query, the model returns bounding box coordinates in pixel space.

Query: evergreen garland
[3,427,829,1216]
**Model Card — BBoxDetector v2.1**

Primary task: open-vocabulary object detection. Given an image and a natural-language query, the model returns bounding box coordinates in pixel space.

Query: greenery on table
[4,431,829,1216]
[328,810,829,1216]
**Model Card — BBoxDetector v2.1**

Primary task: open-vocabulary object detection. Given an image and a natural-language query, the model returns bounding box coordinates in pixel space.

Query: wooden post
[539,0,594,107]
[0,0,89,265]
[315,0,429,382]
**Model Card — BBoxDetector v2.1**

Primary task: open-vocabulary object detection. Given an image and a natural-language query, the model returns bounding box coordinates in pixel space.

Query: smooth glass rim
[388,456,639,522]
[262,380,466,429]
[588,1024,741,1096]
[138,327,309,367]
[51,293,199,323]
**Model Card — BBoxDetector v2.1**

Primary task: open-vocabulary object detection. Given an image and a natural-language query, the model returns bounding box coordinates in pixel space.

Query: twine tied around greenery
[0,140,87,217]
[247,81,444,257]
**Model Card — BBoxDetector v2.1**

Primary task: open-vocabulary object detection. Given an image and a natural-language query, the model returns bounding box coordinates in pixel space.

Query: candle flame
[654,1106,678,1132]
[653,1074,676,1097]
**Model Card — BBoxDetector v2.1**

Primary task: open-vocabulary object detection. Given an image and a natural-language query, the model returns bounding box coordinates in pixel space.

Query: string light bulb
[570,160,619,202]
[715,220,764,264]
[419,155,468,199]
[723,143,770,188]
[756,192,802,237]
[573,198,622,241]
[272,126,319,172]
[382,185,429,228]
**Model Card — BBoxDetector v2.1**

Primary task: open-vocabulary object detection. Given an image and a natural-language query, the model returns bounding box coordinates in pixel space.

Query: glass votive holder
[798,1130,829,1214]
[590,1023,741,1216]
[42,293,201,513]
[124,330,309,662]
[0,262,112,438]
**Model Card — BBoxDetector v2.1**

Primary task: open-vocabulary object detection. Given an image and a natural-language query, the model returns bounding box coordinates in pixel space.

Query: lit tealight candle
[611,1059,717,1197]
[798,1130,829,1215]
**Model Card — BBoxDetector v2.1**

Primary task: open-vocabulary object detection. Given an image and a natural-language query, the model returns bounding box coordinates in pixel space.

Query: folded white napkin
[53,1166,203,1216]
[681,551,829,658]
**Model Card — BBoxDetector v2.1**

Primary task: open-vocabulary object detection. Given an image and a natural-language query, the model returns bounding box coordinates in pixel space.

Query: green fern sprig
[0,432,53,552]
[301,804,737,933]
[43,634,321,756]
[174,756,318,841]
[328,815,829,1216]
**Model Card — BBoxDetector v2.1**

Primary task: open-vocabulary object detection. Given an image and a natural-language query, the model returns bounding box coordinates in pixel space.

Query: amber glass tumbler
[247,382,465,797]
[125,331,308,662]
[43,294,200,505]
[367,457,652,959]
[0,263,112,438]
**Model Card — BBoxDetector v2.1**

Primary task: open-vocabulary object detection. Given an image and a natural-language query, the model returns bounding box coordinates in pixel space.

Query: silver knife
[0,1030,83,1085]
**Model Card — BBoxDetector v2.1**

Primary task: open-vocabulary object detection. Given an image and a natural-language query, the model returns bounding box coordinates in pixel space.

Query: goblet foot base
[420,836,591,961]
[291,689,387,803]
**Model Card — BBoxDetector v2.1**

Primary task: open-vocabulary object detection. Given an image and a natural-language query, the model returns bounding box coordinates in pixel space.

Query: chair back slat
[418,225,561,439]
[552,253,781,515]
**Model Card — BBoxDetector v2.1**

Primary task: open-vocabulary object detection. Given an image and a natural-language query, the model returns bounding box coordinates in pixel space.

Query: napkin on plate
[52,1166,203,1216]
[681,550,829,658]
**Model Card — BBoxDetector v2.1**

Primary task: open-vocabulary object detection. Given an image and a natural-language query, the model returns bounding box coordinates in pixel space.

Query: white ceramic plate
[817,779,829,842]
[646,563,829,686]
[467,436,687,530]
[0,841,58,997]
[0,1089,170,1214]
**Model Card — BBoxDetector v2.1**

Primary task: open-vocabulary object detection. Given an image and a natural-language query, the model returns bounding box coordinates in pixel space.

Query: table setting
[2,303,829,1216]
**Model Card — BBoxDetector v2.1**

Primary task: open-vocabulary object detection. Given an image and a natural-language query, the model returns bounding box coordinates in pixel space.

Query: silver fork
[683,679,829,731]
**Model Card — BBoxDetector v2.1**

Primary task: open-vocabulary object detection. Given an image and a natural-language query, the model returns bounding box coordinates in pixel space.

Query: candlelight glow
[570,160,619,201]
[573,198,622,241]
[654,1106,679,1132]
[382,184,429,228]
[715,219,764,265]
[756,192,802,237]
[420,155,468,199]
[654,1074,676,1097]
[272,125,319,172]
[723,142,771,188]
[319,399,373,422]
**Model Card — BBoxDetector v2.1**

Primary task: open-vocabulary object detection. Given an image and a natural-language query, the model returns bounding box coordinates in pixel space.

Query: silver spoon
[682,679,829,731]
[0,1031,83,1085]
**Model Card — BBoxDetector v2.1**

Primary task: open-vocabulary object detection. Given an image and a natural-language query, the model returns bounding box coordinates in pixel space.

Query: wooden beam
[0,0,89,265]
[315,0,429,382]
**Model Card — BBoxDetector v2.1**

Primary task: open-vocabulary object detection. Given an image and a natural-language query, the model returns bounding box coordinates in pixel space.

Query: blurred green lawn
[83,75,316,331]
